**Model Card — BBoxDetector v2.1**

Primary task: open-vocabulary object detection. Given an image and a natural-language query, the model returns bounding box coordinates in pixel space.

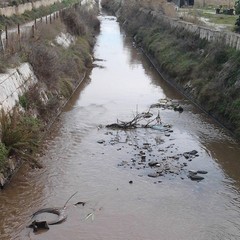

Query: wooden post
[32,25,34,38]
[34,18,37,29]
[5,25,8,49]
[5,25,7,40]
[50,14,52,24]
[59,10,62,21]
[46,15,48,24]
[0,30,4,53]
[40,17,42,23]
[17,24,20,51]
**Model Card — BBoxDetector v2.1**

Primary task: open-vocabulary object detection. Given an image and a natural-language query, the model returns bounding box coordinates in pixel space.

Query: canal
[1,11,240,240]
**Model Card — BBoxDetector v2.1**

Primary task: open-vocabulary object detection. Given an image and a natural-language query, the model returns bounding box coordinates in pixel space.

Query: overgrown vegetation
[0,0,80,29]
[0,142,8,172]
[0,1,85,71]
[20,5,99,122]
[0,3,100,174]
[102,0,240,139]
[235,0,240,15]
[235,15,240,32]
[0,108,41,154]
[0,108,42,171]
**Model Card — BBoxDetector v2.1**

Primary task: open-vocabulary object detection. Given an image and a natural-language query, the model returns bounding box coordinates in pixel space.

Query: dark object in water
[28,207,67,232]
[31,207,68,225]
[28,220,49,232]
[74,201,86,206]
[188,174,204,181]
[28,208,67,232]
[197,170,208,174]
[28,192,78,232]
[174,105,183,112]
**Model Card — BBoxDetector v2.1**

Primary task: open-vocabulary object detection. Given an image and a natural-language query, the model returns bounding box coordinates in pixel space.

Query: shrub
[0,143,9,171]
[18,94,28,110]
[60,78,73,98]
[27,42,59,88]
[235,15,240,33]
[61,6,100,36]
[0,109,42,155]
[61,9,86,36]
[235,0,240,15]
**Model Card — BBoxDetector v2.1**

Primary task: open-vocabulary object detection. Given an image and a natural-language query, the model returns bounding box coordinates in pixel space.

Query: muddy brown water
[1,14,240,240]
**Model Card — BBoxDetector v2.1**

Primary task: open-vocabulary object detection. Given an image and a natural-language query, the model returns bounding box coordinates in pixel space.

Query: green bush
[235,15,240,33]
[0,109,42,154]
[0,142,9,171]
[18,94,28,110]
[235,0,240,15]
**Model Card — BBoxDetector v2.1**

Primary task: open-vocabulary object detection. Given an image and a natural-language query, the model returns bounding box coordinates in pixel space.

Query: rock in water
[188,174,204,181]
[148,161,159,167]
[148,173,159,178]
[197,170,208,174]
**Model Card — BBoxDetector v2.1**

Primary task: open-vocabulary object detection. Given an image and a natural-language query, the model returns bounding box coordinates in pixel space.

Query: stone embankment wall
[0,31,74,112]
[0,63,38,112]
[0,63,38,187]
[0,0,62,17]
[0,32,75,187]
[148,9,240,50]
[194,0,235,8]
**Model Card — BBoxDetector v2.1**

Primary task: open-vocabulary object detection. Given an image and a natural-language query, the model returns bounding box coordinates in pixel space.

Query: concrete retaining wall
[0,0,62,17]
[0,63,38,112]
[149,9,240,50]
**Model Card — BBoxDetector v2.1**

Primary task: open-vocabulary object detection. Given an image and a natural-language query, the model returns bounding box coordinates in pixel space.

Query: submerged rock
[197,170,208,174]
[148,161,159,167]
[148,172,159,178]
[188,174,204,181]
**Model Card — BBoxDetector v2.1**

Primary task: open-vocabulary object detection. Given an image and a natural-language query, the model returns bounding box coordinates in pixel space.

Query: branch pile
[106,111,158,129]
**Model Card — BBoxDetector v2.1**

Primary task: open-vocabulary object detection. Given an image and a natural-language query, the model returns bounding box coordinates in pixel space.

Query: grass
[0,143,9,172]
[201,11,238,25]
[0,108,42,157]
[178,7,238,29]
[0,0,81,29]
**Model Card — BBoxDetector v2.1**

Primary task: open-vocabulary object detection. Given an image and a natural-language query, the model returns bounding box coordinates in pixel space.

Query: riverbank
[0,0,80,29]
[0,1,100,187]
[101,0,240,139]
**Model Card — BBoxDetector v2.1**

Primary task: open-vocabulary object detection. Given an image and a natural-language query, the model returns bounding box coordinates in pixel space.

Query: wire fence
[0,9,65,54]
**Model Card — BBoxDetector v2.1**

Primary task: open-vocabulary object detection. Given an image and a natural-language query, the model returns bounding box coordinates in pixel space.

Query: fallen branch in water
[106,111,159,129]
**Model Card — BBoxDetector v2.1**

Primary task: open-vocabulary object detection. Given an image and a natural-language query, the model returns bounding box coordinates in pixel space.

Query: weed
[0,108,42,155]
[60,78,73,98]
[18,94,28,110]
[0,143,8,172]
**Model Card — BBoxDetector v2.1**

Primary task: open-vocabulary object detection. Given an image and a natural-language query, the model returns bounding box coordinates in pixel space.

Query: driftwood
[106,111,158,129]
[106,100,184,130]
[28,220,49,232]
[106,100,183,130]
